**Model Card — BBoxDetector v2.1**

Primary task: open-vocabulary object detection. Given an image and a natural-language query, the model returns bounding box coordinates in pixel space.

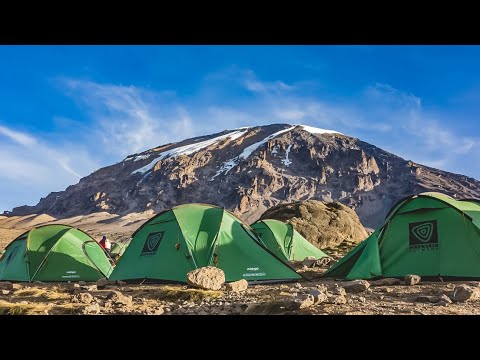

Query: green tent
[109,204,301,283]
[0,224,113,282]
[323,192,480,280]
[251,219,328,261]
[111,241,128,260]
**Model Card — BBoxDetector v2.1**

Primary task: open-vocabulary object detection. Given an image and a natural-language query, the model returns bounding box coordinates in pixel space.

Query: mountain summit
[8,124,480,227]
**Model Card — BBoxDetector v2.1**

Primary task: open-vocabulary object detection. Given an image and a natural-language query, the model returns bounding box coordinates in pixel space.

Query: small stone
[225,279,248,292]
[302,256,317,268]
[326,294,347,305]
[198,311,208,315]
[358,296,366,303]
[379,295,385,300]
[97,278,108,289]
[83,303,100,314]
[296,294,315,309]
[122,287,134,292]
[449,285,480,302]
[106,291,133,307]
[186,266,225,290]
[307,288,328,304]
[12,283,23,290]
[85,285,98,292]
[416,295,441,303]
[331,285,346,296]
[78,281,87,286]
[73,292,95,304]
[0,282,13,290]
[343,280,370,293]
[73,284,81,289]
[116,280,127,286]
[1,289,10,295]
[405,274,421,286]
[154,307,164,315]
[316,284,328,293]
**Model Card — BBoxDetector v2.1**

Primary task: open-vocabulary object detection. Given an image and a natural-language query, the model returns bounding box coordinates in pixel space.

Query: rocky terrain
[2,265,480,315]
[7,124,480,228]
[2,216,480,316]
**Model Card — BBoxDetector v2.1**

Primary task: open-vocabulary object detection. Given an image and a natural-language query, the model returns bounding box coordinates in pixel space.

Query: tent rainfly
[109,204,301,283]
[251,219,328,261]
[0,224,113,282]
[323,192,480,280]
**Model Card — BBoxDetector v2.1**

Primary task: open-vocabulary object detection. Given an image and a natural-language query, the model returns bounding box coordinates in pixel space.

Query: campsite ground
[1,214,480,315]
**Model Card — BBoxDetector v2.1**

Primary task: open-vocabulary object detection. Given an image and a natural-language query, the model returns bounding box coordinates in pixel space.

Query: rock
[358,296,366,303]
[73,284,81,289]
[83,303,100,314]
[73,292,95,304]
[116,280,127,286]
[416,295,442,303]
[307,288,328,304]
[316,284,328,293]
[370,278,402,286]
[294,294,315,309]
[343,280,370,293]
[326,294,347,305]
[331,284,346,296]
[12,283,23,290]
[1,289,10,295]
[78,281,87,286]
[302,256,317,268]
[198,311,208,315]
[187,266,225,291]
[97,278,108,289]
[225,279,248,292]
[405,275,421,286]
[122,287,134,293]
[259,200,369,249]
[0,281,13,290]
[84,285,98,292]
[449,285,480,302]
[154,307,164,315]
[315,257,332,267]
[106,291,133,307]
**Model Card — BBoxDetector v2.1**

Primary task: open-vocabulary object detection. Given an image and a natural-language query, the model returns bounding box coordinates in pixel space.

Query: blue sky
[1,45,480,212]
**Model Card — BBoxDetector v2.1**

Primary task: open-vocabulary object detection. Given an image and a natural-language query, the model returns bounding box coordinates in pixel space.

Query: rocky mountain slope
[7,124,480,228]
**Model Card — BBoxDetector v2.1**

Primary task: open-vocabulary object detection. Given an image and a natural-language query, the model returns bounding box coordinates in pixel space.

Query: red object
[99,238,106,249]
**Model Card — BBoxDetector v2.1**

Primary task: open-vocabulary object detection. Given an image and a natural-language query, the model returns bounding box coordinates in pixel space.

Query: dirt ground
[1,214,480,315]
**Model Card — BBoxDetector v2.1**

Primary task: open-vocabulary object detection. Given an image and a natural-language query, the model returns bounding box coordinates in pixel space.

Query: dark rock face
[8,124,480,228]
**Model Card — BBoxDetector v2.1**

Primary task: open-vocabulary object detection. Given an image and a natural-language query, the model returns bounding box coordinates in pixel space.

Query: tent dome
[323,192,480,280]
[0,224,113,282]
[109,203,301,283]
[251,219,328,262]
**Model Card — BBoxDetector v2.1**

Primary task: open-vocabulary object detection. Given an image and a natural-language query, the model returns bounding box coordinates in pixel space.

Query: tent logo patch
[141,232,164,255]
[409,220,438,251]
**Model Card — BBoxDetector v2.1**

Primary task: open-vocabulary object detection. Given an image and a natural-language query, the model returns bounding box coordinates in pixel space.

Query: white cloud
[61,79,196,156]
[0,125,37,146]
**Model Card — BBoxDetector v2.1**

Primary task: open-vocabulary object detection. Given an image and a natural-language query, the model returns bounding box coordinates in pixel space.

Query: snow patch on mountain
[212,125,297,179]
[281,144,293,166]
[300,125,341,135]
[132,129,249,175]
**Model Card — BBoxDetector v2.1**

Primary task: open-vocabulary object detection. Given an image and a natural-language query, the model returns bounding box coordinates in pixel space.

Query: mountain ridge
[7,123,480,228]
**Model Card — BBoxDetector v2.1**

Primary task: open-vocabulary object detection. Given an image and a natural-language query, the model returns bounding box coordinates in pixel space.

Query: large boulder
[187,266,225,291]
[259,200,368,249]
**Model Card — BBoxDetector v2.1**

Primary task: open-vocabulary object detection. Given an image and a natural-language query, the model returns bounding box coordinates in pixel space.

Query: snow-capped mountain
[8,124,480,227]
